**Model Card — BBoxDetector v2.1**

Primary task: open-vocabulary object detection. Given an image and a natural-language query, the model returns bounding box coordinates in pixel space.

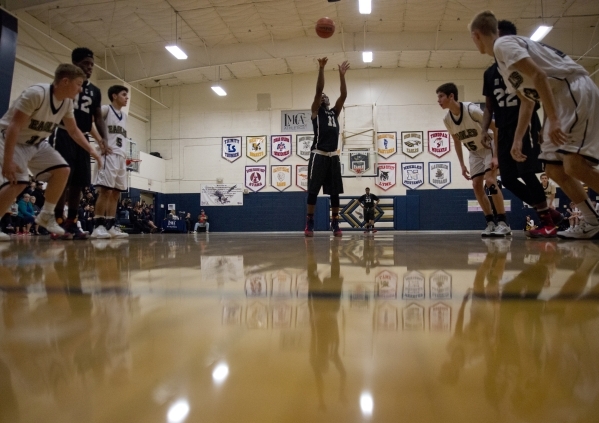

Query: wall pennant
[401,162,424,190]
[271,165,292,192]
[428,130,451,158]
[222,136,242,163]
[296,165,308,191]
[246,135,267,162]
[245,165,267,192]
[401,131,424,158]
[375,163,396,191]
[271,135,292,161]
[296,134,313,161]
[376,132,397,159]
[429,162,451,189]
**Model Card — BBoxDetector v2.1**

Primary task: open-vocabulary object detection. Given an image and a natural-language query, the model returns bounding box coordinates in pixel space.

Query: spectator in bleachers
[17,194,36,235]
[143,207,159,232]
[31,181,45,208]
[29,196,41,235]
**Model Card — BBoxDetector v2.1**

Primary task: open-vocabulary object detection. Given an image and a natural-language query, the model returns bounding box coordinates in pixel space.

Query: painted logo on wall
[349,149,370,174]
[296,165,308,191]
[246,136,267,162]
[271,165,292,192]
[296,134,313,161]
[245,166,267,192]
[401,131,423,158]
[428,130,451,158]
[222,136,242,162]
[271,135,292,161]
[429,162,451,189]
[401,162,424,190]
[375,163,396,191]
[281,109,311,132]
[376,132,397,159]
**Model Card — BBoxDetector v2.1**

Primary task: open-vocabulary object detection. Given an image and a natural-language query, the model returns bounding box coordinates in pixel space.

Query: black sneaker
[63,219,88,240]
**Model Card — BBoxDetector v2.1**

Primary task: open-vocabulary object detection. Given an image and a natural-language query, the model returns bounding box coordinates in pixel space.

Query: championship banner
[296,165,308,191]
[222,136,242,163]
[245,165,267,192]
[246,135,267,162]
[429,162,451,189]
[375,163,396,191]
[428,130,451,158]
[401,131,424,158]
[271,135,292,161]
[349,149,370,174]
[376,132,397,159]
[296,134,313,161]
[401,162,424,190]
[271,165,292,192]
[201,184,243,206]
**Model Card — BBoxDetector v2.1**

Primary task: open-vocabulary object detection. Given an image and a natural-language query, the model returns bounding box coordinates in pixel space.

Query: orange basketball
[315,17,335,38]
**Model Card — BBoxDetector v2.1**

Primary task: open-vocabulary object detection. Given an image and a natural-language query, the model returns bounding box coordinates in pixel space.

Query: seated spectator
[566,201,582,231]
[185,212,193,233]
[525,215,537,231]
[32,181,45,208]
[143,207,159,232]
[194,209,210,233]
[17,194,36,235]
[29,196,41,235]
[167,209,179,220]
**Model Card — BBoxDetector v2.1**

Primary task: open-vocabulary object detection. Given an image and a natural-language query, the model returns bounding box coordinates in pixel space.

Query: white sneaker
[108,226,129,238]
[481,222,496,237]
[0,231,10,242]
[557,221,599,239]
[35,211,65,235]
[492,221,512,237]
[90,225,111,239]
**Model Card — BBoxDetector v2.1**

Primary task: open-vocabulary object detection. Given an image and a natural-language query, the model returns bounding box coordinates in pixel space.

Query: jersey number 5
[494,88,518,107]
[116,137,122,148]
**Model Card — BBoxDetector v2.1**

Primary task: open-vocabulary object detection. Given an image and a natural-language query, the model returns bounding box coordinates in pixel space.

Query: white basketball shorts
[94,153,128,191]
[469,148,493,179]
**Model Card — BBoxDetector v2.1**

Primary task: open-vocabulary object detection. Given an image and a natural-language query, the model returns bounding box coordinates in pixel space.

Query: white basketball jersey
[0,84,74,146]
[102,104,128,157]
[443,102,488,154]
[494,36,588,102]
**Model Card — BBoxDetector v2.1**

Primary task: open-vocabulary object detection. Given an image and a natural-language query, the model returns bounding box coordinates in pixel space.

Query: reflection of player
[306,238,346,410]
[358,187,380,233]
[304,57,350,237]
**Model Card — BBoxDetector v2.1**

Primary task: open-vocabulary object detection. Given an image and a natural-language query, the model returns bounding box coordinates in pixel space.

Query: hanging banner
[428,130,451,158]
[430,303,451,332]
[245,165,267,192]
[271,135,292,161]
[200,184,243,206]
[376,132,397,159]
[375,163,396,191]
[271,165,292,192]
[401,131,424,158]
[401,162,424,190]
[296,134,313,161]
[375,270,398,298]
[402,271,425,300]
[430,270,452,300]
[246,135,267,162]
[429,162,451,189]
[296,165,308,191]
[349,149,370,174]
[281,109,311,132]
[222,136,242,163]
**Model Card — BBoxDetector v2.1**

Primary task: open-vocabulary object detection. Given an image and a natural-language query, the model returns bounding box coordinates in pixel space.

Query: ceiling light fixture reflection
[211,86,227,96]
[167,400,190,423]
[359,0,371,14]
[360,392,374,416]
[212,363,229,383]
[362,51,373,63]
[530,25,552,41]
[165,45,188,60]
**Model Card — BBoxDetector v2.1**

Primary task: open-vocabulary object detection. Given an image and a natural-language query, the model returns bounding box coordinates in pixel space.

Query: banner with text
[245,166,267,192]
[246,135,267,162]
[222,136,242,163]
[201,184,243,206]
[271,165,292,191]
[271,135,292,161]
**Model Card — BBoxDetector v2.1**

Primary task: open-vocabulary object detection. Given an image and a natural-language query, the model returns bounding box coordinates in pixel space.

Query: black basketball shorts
[51,128,91,188]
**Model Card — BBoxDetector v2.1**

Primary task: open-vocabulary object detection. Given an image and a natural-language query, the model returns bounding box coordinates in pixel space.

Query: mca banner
[271,135,292,161]
[428,130,451,158]
[201,184,243,206]
[376,132,397,159]
[271,165,292,192]
[245,166,267,192]
[401,162,424,190]
[281,109,311,132]
[246,136,267,162]
[401,131,424,158]
[222,136,242,163]
[375,163,396,191]
[296,165,308,191]
[349,149,370,174]
[296,134,313,161]
[429,162,451,189]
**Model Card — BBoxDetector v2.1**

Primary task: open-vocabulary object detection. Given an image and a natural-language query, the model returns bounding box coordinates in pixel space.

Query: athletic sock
[94,217,107,228]
[496,214,507,223]
[307,213,314,221]
[42,202,56,215]
[485,214,495,223]
[105,217,116,230]
[576,199,599,225]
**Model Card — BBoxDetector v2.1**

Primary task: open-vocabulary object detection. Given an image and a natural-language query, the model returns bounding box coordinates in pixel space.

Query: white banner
[245,165,267,192]
[296,165,308,191]
[271,165,292,192]
[375,163,396,191]
[428,130,451,158]
[377,132,397,158]
[201,184,243,206]
[222,136,242,162]
[429,162,451,189]
[271,135,292,161]
[401,162,424,190]
[296,134,313,161]
[401,131,424,158]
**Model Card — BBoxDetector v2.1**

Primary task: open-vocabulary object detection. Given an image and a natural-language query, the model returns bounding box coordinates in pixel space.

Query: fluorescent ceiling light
[359,0,371,14]
[530,25,552,41]
[211,86,227,96]
[362,51,373,63]
[165,45,188,60]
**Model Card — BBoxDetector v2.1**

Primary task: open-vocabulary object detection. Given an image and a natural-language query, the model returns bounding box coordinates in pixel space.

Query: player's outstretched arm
[333,61,350,117]
[311,58,327,119]
[1,110,28,184]
[63,116,103,167]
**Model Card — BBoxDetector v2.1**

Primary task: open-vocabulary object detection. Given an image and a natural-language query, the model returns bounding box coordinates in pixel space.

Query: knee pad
[307,193,318,205]
[487,183,498,195]
[330,194,340,208]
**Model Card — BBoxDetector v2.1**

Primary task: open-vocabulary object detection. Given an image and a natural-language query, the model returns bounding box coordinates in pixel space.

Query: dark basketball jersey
[359,193,379,208]
[61,80,102,133]
[311,106,340,152]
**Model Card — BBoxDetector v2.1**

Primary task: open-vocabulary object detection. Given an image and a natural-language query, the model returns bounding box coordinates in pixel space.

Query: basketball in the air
[315,17,335,38]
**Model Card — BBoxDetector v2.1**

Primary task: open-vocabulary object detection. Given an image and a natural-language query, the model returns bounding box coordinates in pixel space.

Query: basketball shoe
[304,217,314,237]
[36,211,65,236]
[90,225,111,239]
[481,221,496,237]
[492,221,512,237]
[527,225,558,238]
[331,217,342,237]
[108,226,129,238]
[557,221,599,239]
[63,218,88,240]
